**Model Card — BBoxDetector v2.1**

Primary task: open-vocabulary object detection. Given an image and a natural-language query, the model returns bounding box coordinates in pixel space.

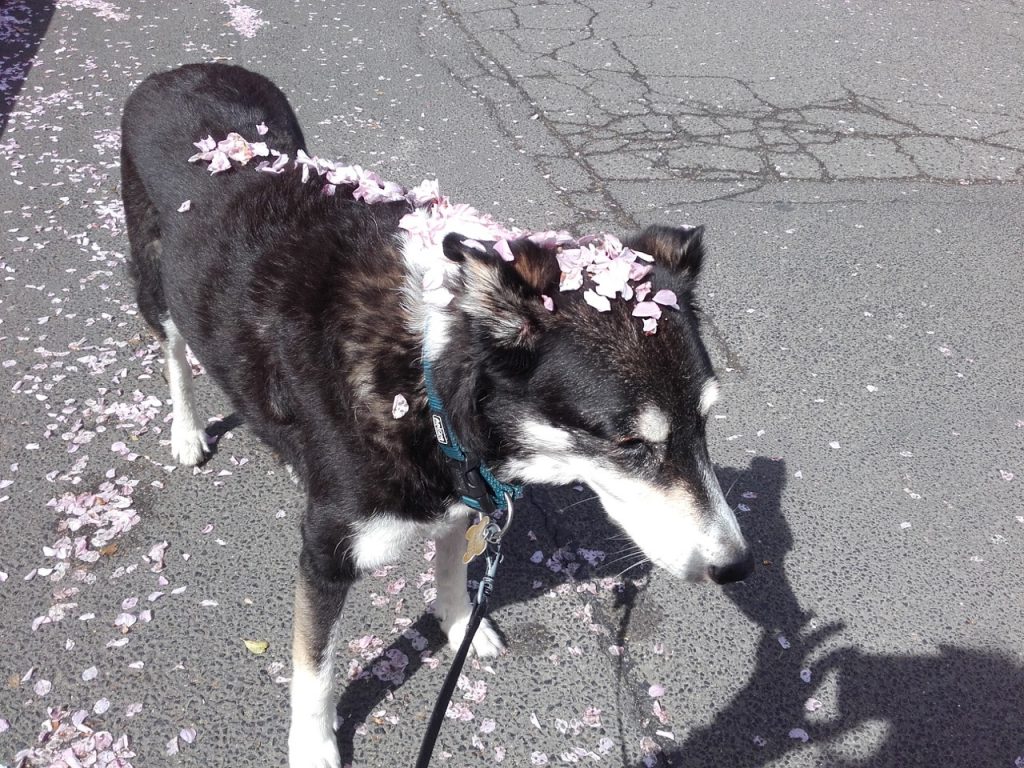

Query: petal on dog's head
[494,239,515,262]
[583,290,611,312]
[652,289,679,310]
[632,301,662,319]
[207,152,232,174]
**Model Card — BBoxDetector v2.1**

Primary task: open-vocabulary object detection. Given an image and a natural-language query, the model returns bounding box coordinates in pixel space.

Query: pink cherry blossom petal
[583,291,611,312]
[392,395,409,419]
[407,178,441,206]
[559,269,583,292]
[629,261,653,281]
[177,200,191,213]
[207,151,231,174]
[652,289,679,309]
[592,259,631,299]
[146,541,168,572]
[632,301,662,319]
[256,122,269,135]
[493,239,515,262]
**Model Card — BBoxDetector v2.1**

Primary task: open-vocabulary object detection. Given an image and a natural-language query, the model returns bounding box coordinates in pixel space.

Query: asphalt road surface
[1,1,1022,766]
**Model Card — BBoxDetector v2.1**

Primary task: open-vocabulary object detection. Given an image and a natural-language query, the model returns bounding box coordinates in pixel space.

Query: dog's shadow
[626,457,1024,768]
[330,458,789,765]
[204,412,245,454]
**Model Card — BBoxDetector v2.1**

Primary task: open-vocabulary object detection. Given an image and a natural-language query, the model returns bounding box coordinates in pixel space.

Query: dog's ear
[441,233,561,295]
[442,233,558,356]
[627,225,705,279]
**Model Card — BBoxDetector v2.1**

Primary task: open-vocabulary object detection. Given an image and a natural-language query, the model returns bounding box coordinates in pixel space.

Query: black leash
[417,320,520,766]
[414,504,510,768]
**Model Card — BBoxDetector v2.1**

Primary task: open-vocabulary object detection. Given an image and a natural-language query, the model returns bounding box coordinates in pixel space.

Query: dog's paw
[445,614,506,658]
[170,424,209,466]
[287,725,340,768]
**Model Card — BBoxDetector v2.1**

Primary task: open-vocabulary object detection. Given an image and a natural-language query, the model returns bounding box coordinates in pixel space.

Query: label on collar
[431,414,449,446]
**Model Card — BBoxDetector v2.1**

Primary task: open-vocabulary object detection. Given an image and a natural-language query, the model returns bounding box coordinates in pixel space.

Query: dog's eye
[615,437,648,453]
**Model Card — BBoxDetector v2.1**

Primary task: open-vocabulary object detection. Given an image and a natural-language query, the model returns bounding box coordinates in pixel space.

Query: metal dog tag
[463,516,490,564]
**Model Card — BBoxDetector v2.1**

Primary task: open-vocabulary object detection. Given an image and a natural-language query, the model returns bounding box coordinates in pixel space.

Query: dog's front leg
[162,319,210,466]
[433,517,506,658]
[288,540,352,768]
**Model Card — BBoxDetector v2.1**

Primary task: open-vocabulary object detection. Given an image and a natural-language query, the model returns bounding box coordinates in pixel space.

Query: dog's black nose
[707,551,755,585]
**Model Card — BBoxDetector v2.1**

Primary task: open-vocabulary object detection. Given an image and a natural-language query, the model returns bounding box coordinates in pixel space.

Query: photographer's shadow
[0,3,55,137]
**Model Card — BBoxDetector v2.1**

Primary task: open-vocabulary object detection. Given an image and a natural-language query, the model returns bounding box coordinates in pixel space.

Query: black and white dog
[121,63,753,768]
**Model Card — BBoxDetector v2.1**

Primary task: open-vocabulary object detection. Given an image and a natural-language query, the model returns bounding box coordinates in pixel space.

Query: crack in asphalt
[427,0,1024,214]
[425,0,639,228]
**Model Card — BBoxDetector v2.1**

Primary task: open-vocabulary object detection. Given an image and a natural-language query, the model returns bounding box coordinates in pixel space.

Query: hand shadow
[805,644,1024,767]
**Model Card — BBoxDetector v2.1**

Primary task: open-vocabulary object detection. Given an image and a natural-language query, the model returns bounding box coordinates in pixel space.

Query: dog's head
[436,224,753,585]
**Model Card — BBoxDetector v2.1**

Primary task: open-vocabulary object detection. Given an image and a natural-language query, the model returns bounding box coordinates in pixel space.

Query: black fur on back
[121,65,460,549]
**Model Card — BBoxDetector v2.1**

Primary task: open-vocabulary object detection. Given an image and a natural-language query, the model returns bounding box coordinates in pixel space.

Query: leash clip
[485,492,514,543]
[476,531,504,606]
[475,493,512,603]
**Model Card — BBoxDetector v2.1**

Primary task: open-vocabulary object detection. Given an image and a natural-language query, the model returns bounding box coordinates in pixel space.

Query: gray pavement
[1,0,1022,766]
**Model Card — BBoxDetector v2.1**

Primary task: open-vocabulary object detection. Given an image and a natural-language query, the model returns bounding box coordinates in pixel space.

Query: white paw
[444,614,505,658]
[288,722,340,768]
[170,424,209,466]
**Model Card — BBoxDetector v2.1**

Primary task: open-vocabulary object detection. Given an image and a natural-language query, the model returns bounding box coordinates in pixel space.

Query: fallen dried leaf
[243,639,269,655]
